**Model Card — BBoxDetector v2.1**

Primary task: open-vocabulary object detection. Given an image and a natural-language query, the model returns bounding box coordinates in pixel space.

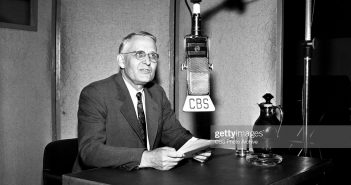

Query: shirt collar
[122,74,144,97]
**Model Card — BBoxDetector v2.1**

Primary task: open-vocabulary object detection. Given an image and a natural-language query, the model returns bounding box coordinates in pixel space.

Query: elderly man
[73,31,210,172]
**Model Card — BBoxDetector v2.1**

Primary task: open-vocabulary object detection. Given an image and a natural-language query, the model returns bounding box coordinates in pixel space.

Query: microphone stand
[302,0,313,157]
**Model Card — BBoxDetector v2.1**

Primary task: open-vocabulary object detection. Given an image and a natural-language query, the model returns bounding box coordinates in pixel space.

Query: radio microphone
[182,0,215,112]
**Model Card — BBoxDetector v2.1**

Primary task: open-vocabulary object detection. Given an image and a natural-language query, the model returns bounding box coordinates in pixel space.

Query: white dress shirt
[122,75,196,152]
[122,76,150,151]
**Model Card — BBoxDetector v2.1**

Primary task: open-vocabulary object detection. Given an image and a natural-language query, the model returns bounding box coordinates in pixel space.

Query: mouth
[139,68,152,74]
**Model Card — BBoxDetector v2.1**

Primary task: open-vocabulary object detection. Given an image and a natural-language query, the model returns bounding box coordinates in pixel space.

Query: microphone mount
[182,0,215,112]
[190,0,202,36]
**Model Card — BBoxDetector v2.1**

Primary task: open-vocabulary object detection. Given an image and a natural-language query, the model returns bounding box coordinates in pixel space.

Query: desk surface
[63,149,331,185]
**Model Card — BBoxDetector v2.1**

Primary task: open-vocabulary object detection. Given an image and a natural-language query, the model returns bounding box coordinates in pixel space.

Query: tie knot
[136,92,142,101]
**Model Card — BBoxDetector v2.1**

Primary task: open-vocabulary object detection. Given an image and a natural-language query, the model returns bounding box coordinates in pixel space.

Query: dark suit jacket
[73,73,192,172]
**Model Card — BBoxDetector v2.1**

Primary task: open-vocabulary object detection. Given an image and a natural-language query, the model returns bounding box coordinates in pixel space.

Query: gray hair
[118,31,157,53]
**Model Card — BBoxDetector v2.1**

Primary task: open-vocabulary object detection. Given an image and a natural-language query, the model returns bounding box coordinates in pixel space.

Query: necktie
[136,92,147,147]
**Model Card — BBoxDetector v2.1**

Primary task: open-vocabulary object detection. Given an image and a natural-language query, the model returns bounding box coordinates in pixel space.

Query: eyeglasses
[121,50,159,63]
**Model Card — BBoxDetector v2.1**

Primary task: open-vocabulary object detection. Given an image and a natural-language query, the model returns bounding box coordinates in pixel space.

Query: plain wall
[176,0,282,139]
[0,0,53,184]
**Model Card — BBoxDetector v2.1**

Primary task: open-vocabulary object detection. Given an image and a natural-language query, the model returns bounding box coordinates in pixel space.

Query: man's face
[119,36,157,88]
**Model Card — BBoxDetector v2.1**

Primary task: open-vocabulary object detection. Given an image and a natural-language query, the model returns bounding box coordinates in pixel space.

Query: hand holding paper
[177,138,215,160]
[140,147,184,170]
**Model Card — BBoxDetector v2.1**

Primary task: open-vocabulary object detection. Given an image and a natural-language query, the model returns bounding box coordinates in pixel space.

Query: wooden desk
[63,149,332,185]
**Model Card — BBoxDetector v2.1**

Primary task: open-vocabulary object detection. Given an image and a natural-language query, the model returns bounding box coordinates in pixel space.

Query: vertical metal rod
[303,52,310,157]
[51,0,58,141]
[305,0,312,41]
[169,0,177,110]
[303,0,313,157]
[55,0,62,140]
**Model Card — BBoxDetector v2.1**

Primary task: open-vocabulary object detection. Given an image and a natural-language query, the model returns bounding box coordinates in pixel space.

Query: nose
[142,56,151,66]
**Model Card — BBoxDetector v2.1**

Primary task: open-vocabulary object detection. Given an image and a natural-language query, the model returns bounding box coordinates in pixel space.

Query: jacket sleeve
[159,88,193,150]
[77,85,145,171]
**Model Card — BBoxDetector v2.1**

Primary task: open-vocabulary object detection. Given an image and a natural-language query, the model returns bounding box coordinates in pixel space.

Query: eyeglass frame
[120,50,159,63]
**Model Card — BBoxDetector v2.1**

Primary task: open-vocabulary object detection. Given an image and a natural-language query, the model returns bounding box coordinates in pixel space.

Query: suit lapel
[114,73,146,146]
[144,89,160,150]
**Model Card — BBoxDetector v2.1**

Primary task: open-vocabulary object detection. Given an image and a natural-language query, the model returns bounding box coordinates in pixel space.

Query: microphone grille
[187,57,209,95]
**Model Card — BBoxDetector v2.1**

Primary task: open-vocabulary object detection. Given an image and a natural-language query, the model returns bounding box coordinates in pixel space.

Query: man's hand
[193,149,212,163]
[139,147,184,170]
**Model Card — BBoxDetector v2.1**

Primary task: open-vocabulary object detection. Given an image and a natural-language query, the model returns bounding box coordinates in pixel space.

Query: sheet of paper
[177,139,215,158]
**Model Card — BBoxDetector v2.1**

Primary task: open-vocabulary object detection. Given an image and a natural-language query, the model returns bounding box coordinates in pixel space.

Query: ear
[117,54,125,69]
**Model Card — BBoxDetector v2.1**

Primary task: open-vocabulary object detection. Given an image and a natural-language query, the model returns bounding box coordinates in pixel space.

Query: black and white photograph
[1,0,351,185]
